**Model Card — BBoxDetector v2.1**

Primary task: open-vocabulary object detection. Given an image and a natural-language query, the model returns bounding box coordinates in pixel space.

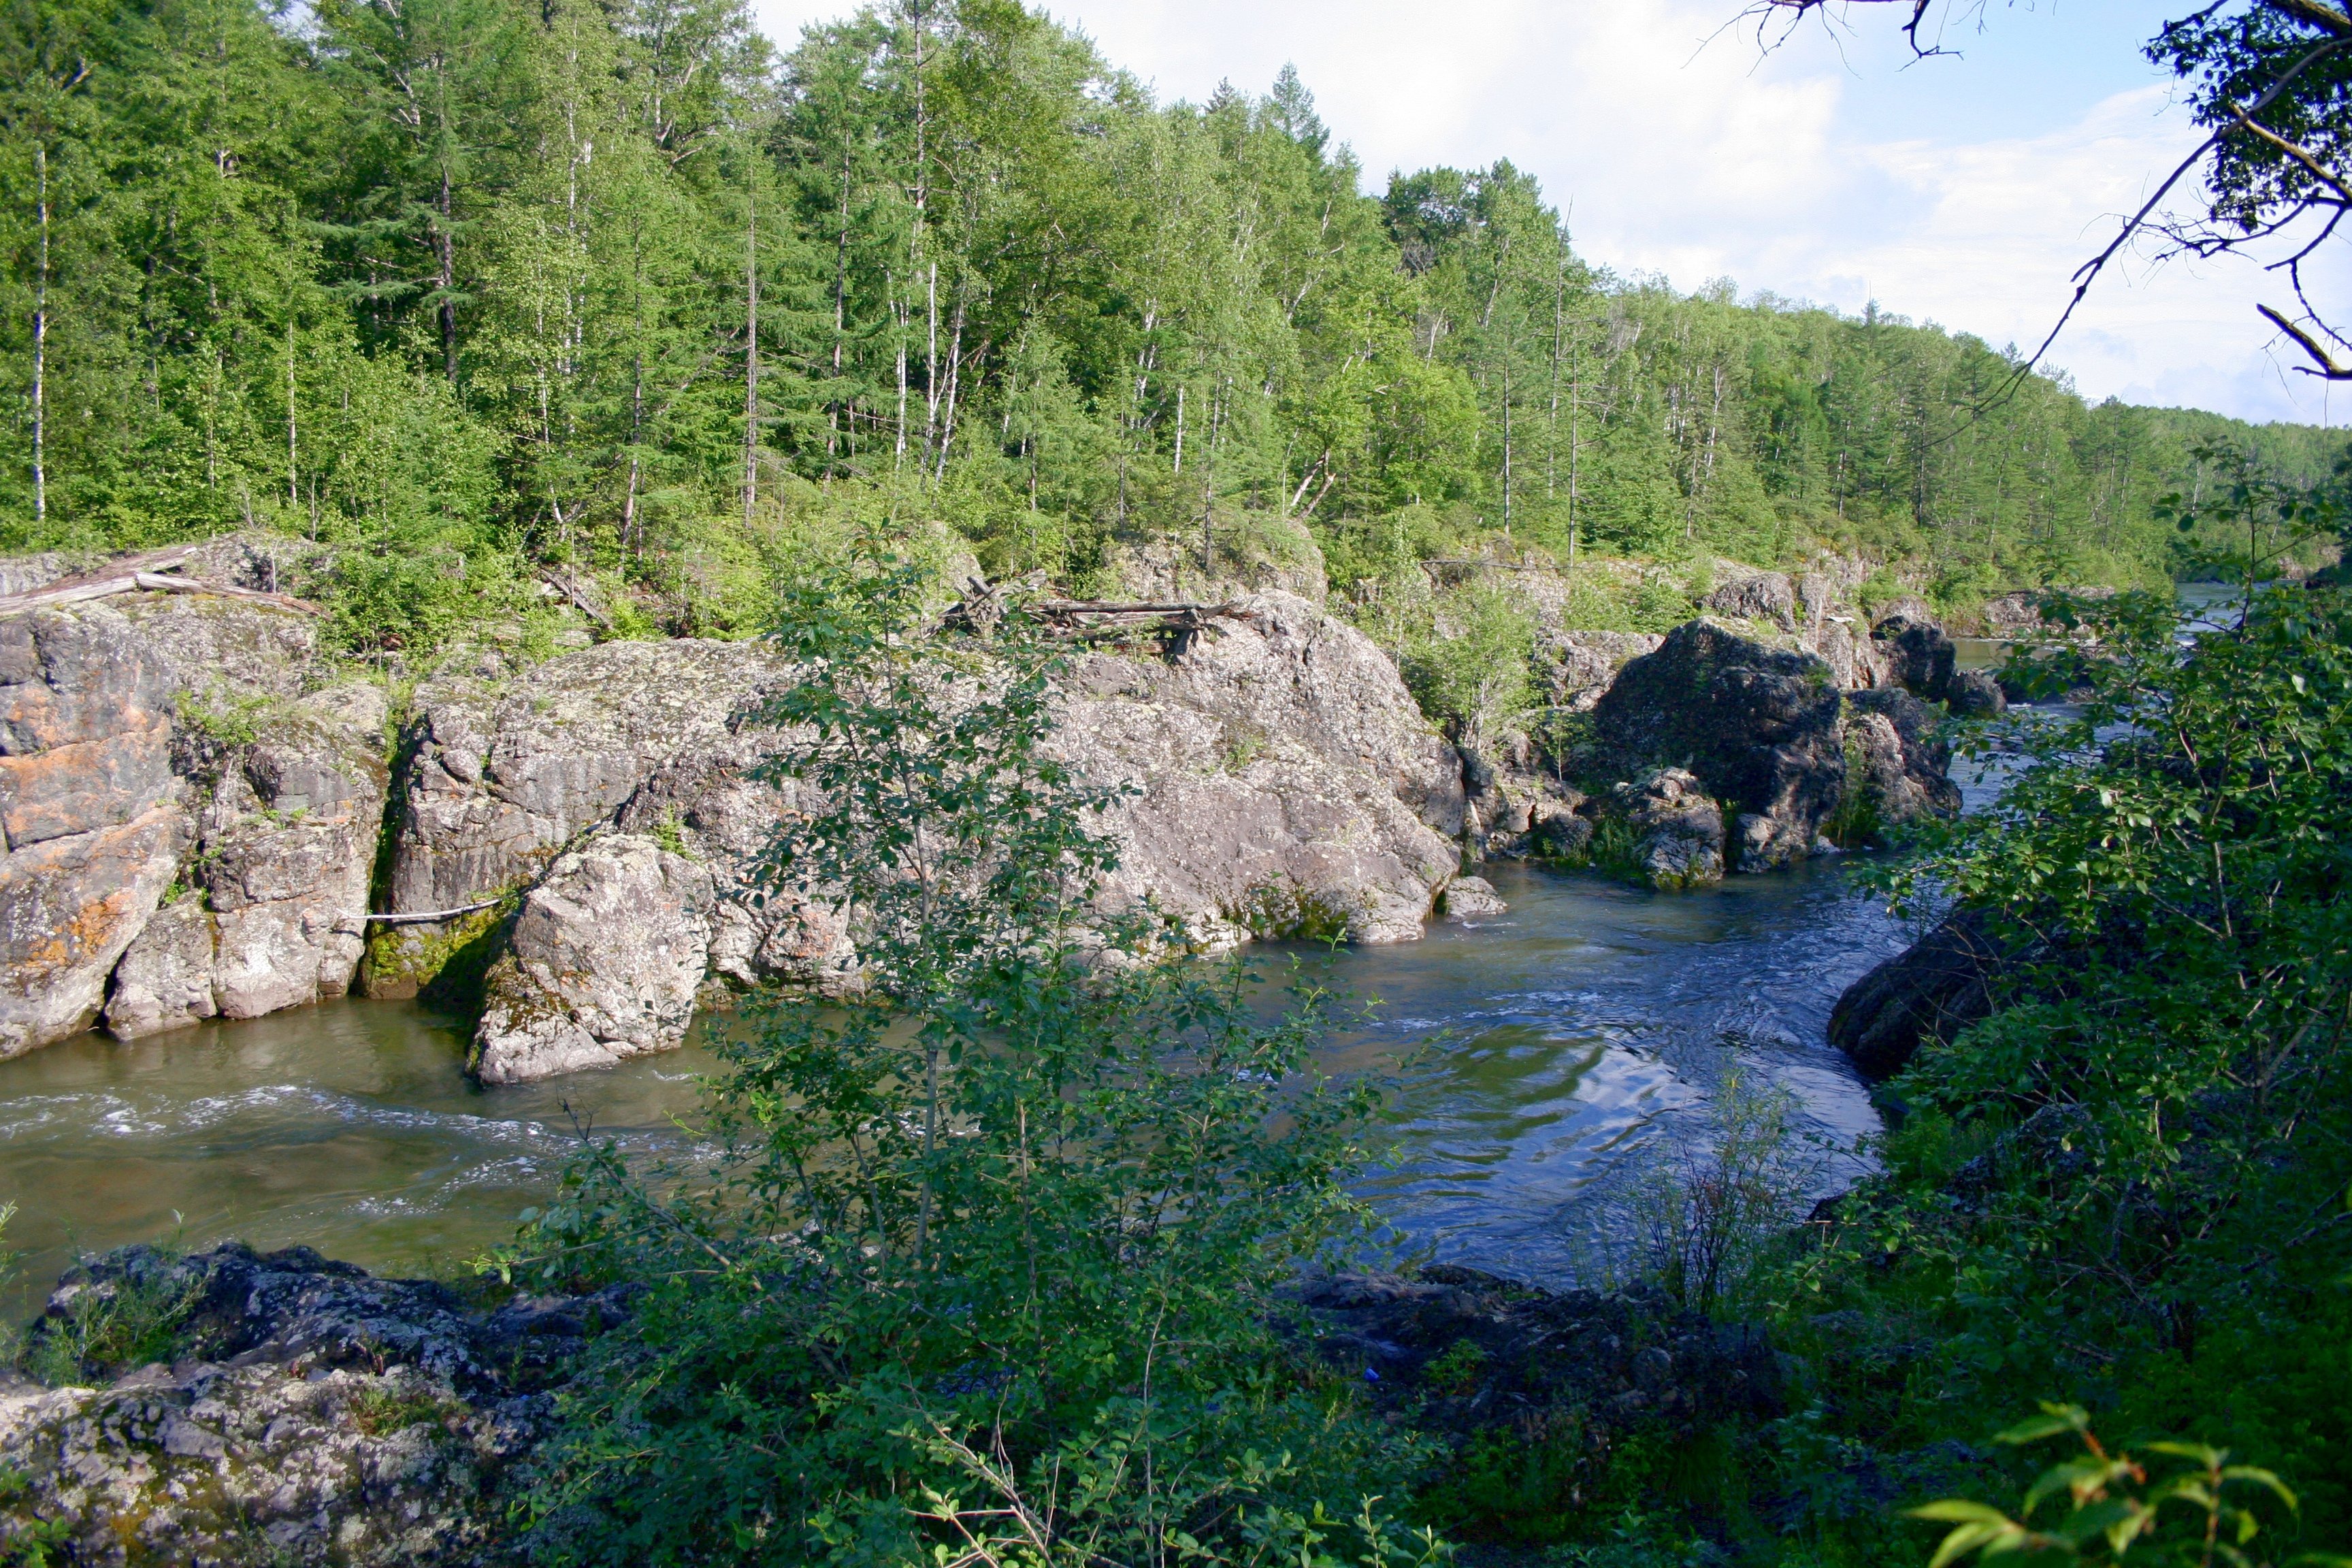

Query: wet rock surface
[1827,910,2009,1081]
[2,1242,630,1567]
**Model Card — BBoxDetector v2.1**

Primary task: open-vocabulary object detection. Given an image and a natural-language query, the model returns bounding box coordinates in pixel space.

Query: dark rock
[5,1241,625,1565]
[1532,807,1595,860]
[1946,668,2006,719]
[1827,911,2008,1080]
[1287,1265,1781,1446]
[1871,613,1957,704]
[1844,689,1962,830]
[1616,768,1726,889]
[1594,619,1845,872]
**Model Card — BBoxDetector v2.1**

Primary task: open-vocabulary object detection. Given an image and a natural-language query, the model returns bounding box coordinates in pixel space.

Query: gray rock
[1845,689,1962,831]
[1537,629,1663,713]
[1616,768,1725,891]
[472,834,717,1083]
[370,638,793,997]
[0,607,186,1056]
[1057,592,1463,947]
[1705,571,1796,628]
[1947,668,2006,718]
[1441,875,1507,918]
[103,898,218,1038]
[194,714,390,1020]
[1592,620,1845,873]
[1872,612,1957,704]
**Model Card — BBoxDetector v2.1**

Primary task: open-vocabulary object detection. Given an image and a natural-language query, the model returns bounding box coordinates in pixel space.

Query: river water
[0,674,2038,1319]
[0,866,1945,1320]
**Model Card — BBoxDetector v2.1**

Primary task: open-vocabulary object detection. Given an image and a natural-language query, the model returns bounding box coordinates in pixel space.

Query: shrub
[491,544,1433,1565]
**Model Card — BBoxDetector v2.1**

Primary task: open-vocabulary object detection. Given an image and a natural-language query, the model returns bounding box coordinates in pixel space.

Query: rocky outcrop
[1616,767,1726,889]
[1872,612,1957,703]
[364,590,1461,1080]
[1705,570,1797,629]
[1845,688,1963,830]
[0,608,185,1056]
[3,1241,622,1566]
[1291,1265,1780,1451]
[1593,620,1846,872]
[1537,629,1664,713]
[1827,910,2008,1080]
[472,834,718,1083]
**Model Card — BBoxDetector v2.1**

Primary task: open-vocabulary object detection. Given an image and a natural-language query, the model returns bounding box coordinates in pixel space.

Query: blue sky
[749,0,2347,426]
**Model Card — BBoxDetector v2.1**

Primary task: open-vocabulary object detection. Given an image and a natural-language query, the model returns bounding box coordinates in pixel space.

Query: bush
[491,546,1435,1565]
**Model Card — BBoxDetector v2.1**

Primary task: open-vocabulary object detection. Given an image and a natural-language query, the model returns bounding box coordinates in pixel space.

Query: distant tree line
[0,0,2338,648]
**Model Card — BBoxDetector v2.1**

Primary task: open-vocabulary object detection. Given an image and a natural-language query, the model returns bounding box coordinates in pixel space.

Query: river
[0,674,2036,1320]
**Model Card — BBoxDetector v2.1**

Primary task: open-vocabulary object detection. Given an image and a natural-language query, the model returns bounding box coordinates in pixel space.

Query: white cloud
[751,0,2348,425]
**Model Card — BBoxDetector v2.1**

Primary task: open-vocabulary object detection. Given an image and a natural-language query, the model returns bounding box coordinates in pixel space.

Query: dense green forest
[1,0,2340,649]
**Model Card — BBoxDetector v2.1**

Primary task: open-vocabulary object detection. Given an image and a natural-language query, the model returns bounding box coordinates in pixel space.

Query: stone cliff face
[458,591,1463,1082]
[0,538,1975,1084]
[0,608,184,1055]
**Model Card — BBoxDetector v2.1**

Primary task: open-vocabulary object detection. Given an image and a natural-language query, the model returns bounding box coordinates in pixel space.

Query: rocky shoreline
[0,1241,1787,1566]
[1,534,2006,1085]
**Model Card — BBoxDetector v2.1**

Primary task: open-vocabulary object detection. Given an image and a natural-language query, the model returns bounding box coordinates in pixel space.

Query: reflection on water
[1286,859,1908,1286]
[0,1003,721,1318]
[1,860,1948,1317]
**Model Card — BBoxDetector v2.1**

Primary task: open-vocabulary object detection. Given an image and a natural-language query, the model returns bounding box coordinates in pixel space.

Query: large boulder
[0,607,186,1056]
[4,1241,623,1565]
[1592,619,1846,872]
[1827,910,2007,1080]
[368,638,794,998]
[1053,591,1465,947]
[1947,668,2006,719]
[1844,688,1962,832]
[1872,612,1957,704]
[470,834,717,1084]
[1615,767,1726,890]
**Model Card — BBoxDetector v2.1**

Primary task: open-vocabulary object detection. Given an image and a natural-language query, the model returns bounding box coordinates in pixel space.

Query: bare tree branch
[2257,301,2352,374]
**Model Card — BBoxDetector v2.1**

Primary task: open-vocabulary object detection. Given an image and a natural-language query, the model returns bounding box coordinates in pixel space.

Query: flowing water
[0,866,1944,1320]
[0,725,2033,1321]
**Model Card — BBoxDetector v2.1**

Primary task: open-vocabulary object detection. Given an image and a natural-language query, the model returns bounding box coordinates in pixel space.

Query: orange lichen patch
[0,725,172,847]
[0,804,184,981]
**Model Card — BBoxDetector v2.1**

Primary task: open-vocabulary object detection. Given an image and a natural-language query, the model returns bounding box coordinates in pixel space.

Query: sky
[745,0,2349,427]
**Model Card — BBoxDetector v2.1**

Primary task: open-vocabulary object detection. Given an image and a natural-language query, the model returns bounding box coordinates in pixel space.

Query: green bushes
[491,551,1429,1565]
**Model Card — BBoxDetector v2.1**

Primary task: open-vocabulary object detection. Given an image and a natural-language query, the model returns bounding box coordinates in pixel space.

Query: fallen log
[0,570,325,618]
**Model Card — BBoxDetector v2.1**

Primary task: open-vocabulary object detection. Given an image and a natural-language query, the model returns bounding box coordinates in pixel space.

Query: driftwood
[329,896,508,936]
[941,576,1252,642]
[0,570,325,619]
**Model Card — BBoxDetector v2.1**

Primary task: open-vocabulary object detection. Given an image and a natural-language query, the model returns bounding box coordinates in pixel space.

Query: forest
[2,0,2340,656]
